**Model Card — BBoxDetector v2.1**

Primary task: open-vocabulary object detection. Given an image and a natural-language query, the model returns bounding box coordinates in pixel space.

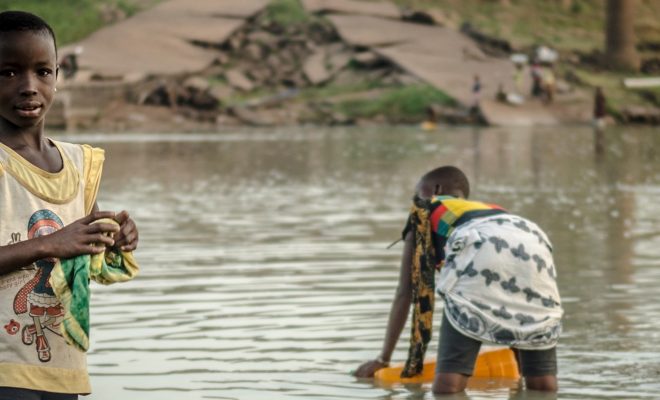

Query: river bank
[46,0,660,132]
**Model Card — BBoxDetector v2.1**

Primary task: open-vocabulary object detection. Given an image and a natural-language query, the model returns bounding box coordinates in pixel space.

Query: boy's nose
[20,87,38,96]
[18,74,38,96]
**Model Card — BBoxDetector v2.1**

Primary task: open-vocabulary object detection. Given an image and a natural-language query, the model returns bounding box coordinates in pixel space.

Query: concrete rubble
[54,0,441,130]
[51,0,645,131]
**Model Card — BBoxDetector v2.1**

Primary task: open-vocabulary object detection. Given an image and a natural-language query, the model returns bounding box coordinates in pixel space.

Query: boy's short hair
[421,165,470,198]
[0,11,57,53]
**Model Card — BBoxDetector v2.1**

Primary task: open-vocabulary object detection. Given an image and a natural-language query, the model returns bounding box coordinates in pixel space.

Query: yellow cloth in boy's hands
[49,219,139,352]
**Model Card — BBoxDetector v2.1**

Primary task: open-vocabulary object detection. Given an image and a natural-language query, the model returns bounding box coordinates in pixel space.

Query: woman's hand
[354,358,389,378]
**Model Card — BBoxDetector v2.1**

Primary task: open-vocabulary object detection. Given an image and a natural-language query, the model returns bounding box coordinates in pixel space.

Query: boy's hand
[43,211,119,259]
[354,359,389,378]
[113,210,139,252]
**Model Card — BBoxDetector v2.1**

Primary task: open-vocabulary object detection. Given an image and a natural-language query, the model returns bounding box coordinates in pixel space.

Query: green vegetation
[0,0,162,45]
[389,0,660,53]
[221,78,455,122]
[300,79,384,100]
[335,84,455,121]
[2,0,655,121]
[572,69,660,117]
[386,0,660,113]
[263,0,311,27]
[253,0,458,121]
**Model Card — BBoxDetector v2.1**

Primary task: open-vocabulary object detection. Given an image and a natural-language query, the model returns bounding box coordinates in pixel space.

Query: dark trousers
[0,387,77,400]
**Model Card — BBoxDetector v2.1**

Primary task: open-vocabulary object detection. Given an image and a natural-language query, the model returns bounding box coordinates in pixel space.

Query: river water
[55,125,660,400]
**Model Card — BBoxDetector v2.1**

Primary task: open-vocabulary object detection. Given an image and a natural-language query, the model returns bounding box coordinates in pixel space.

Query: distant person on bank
[542,67,556,104]
[471,75,482,112]
[593,87,607,130]
[530,61,543,98]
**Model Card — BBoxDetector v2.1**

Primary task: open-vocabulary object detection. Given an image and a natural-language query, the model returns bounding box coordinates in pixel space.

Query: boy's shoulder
[50,139,102,153]
[51,140,105,165]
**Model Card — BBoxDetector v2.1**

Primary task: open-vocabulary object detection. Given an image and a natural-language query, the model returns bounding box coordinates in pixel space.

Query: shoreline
[47,0,660,132]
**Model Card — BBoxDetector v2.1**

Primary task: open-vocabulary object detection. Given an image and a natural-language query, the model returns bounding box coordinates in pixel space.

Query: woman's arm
[354,231,414,377]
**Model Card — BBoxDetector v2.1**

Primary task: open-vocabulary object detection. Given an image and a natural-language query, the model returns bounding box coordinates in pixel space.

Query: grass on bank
[0,0,162,45]
[335,84,456,121]
[389,0,660,54]
[388,0,660,112]
[226,0,458,122]
[220,76,456,123]
[263,0,313,27]
[571,69,660,117]
[299,79,384,100]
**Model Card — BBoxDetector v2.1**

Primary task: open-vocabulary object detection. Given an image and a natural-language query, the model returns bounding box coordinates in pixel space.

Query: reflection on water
[54,125,660,399]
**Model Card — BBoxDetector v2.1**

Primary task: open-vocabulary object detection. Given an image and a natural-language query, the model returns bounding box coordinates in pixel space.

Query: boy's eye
[0,70,16,77]
[38,69,53,77]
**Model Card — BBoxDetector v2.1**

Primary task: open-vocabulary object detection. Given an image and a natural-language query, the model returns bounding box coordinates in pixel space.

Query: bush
[337,84,456,122]
[0,0,159,45]
[264,0,310,27]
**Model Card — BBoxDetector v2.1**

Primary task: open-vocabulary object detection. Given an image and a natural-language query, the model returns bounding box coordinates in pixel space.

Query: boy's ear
[416,182,437,200]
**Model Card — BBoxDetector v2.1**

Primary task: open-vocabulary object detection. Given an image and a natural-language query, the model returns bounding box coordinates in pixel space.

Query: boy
[0,11,139,399]
[355,166,562,394]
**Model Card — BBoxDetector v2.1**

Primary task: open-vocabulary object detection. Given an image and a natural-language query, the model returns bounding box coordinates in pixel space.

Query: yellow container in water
[420,121,438,131]
[374,348,520,384]
[472,348,520,379]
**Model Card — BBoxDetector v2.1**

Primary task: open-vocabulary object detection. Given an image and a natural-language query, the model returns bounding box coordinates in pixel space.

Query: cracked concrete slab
[302,0,400,19]
[63,0,269,76]
[157,0,270,18]
[325,7,589,125]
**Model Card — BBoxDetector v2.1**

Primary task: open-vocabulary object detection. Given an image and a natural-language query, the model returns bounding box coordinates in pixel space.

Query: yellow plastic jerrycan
[374,348,520,385]
[472,348,520,378]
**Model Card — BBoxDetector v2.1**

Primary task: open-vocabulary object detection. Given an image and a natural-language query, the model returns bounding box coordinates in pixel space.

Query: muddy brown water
[54,125,660,399]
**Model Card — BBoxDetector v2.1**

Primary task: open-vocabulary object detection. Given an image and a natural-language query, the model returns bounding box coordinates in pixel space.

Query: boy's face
[0,31,57,129]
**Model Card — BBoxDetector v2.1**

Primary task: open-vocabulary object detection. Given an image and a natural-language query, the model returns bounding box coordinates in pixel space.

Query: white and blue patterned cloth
[436,214,563,350]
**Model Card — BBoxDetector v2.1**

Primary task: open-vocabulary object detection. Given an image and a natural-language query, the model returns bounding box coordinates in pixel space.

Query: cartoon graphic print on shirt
[4,319,20,335]
[12,210,65,363]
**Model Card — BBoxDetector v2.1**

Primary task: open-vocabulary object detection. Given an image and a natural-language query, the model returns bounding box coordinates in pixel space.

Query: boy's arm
[0,235,53,275]
[354,230,414,378]
[0,211,118,276]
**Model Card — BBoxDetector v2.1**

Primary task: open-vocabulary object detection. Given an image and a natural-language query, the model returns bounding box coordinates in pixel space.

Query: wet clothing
[400,198,437,377]
[400,196,562,377]
[0,141,103,394]
[437,212,562,350]
[0,387,76,400]
[399,196,506,377]
[436,312,557,376]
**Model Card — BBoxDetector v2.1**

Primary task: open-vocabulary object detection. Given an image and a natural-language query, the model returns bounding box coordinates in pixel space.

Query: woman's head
[416,166,470,200]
